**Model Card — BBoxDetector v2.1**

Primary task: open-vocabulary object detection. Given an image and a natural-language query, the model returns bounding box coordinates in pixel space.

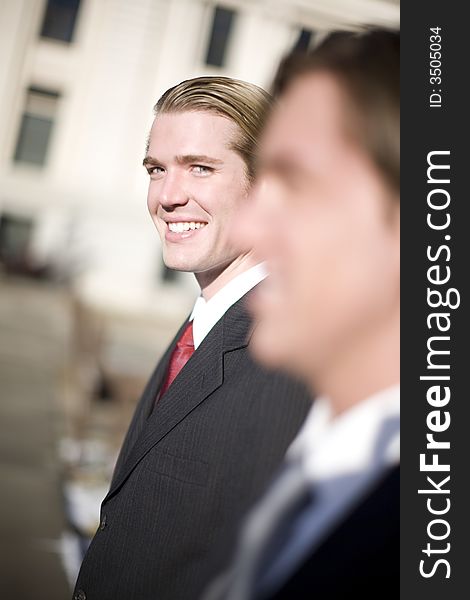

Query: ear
[390,198,400,235]
[389,199,400,275]
[383,189,400,235]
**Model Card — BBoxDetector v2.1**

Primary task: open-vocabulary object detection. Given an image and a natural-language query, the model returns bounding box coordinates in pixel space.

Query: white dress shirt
[288,383,400,483]
[189,263,267,349]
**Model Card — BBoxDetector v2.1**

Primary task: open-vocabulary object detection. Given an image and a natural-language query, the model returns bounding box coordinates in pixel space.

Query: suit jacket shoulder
[269,465,400,600]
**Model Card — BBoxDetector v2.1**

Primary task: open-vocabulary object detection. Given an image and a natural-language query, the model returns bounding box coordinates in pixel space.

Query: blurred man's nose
[231,178,277,256]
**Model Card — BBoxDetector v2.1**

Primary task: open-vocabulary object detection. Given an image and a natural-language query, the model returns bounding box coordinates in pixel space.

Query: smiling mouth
[167,221,207,233]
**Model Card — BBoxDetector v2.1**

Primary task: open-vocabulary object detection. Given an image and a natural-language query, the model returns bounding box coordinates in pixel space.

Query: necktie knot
[177,320,194,348]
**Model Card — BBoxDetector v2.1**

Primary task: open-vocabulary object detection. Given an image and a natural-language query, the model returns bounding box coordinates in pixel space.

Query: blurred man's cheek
[230,202,254,254]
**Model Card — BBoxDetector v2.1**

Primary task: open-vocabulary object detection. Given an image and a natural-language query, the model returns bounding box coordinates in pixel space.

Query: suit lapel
[109,318,189,488]
[139,318,190,422]
[105,296,253,500]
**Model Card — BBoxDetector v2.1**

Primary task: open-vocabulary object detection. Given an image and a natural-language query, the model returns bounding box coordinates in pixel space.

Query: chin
[162,253,197,273]
[252,320,313,384]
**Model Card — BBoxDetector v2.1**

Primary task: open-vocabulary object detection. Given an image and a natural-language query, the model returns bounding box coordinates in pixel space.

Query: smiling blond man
[73,77,311,600]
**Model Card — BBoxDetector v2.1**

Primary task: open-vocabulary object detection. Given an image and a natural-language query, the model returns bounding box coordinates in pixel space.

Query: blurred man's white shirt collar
[190,262,267,349]
[287,384,400,482]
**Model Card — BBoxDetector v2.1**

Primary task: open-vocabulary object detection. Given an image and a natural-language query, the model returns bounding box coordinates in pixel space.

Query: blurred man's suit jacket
[262,465,399,599]
[72,291,311,600]
[205,388,399,600]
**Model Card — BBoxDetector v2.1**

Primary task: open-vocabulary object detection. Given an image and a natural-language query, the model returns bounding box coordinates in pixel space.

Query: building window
[205,6,236,67]
[39,0,81,43]
[0,214,34,271]
[293,28,315,52]
[13,87,60,167]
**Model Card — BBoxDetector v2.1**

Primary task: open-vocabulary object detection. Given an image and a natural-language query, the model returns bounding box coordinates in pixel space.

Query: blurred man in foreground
[206,28,400,599]
[73,77,311,600]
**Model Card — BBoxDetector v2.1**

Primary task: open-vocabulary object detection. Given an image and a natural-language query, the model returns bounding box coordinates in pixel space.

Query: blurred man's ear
[391,199,400,230]
[384,191,400,232]
[394,203,400,234]
[391,202,400,273]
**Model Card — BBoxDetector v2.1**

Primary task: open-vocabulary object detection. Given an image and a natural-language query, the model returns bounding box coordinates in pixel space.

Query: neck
[195,252,259,300]
[306,309,400,417]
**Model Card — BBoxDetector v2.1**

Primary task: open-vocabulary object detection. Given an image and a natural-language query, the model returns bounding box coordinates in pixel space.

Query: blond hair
[154,76,273,181]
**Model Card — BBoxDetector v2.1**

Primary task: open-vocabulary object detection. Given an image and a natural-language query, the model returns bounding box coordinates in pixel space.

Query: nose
[150,171,189,212]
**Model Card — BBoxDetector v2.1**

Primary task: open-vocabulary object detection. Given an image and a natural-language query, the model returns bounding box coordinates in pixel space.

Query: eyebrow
[142,154,224,167]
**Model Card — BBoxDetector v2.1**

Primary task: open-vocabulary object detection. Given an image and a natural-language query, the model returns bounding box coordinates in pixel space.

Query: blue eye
[148,166,164,175]
[192,165,213,175]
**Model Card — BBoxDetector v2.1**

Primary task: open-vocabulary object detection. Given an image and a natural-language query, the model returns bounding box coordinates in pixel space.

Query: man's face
[238,73,400,380]
[145,111,250,276]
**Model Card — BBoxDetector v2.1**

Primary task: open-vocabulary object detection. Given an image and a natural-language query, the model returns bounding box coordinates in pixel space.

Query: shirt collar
[287,384,400,482]
[189,262,267,349]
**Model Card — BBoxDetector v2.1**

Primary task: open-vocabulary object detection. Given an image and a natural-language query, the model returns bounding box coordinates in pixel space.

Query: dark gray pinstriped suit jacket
[73,291,312,600]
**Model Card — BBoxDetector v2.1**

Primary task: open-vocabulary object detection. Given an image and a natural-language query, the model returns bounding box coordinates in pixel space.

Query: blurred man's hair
[273,28,399,194]
[154,76,273,182]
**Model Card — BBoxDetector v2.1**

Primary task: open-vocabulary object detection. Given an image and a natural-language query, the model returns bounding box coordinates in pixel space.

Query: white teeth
[168,221,206,233]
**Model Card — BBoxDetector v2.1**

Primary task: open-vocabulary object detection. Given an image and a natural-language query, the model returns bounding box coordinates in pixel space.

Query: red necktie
[159,321,195,398]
